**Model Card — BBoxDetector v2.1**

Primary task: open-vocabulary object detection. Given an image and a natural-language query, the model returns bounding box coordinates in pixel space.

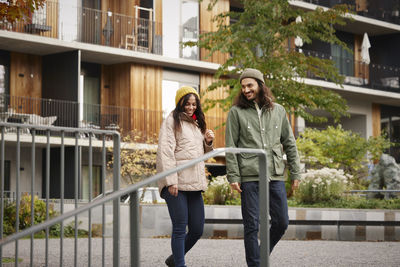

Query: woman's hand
[168,184,178,197]
[205,129,215,145]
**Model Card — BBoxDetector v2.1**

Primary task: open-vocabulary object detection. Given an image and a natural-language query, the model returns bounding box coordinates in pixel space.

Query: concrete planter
[139,205,400,241]
[61,203,400,241]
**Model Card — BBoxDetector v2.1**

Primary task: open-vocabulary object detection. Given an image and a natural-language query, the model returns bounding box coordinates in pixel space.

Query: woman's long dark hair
[234,79,275,110]
[173,93,206,134]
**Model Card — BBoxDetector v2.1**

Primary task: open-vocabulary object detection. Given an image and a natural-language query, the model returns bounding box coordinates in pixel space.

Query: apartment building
[0,0,399,199]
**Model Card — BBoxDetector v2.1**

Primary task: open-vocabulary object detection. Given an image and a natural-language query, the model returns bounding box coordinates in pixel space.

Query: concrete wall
[61,204,400,241]
[5,145,42,196]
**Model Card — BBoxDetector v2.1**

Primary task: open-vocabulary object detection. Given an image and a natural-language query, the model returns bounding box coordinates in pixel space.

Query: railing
[0,93,162,140]
[301,49,400,93]
[0,122,270,266]
[0,1,163,55]
[0,122,121,267]
[295,0,400,25]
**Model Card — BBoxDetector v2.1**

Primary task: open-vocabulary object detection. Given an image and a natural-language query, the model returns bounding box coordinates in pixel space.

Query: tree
[195,0,353,123]
[0,0,45,24]
[108,130,157,185]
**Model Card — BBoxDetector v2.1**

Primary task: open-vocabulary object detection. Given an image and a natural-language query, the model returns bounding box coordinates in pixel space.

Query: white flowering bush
[295,168,353,203]
[203,175,241,205]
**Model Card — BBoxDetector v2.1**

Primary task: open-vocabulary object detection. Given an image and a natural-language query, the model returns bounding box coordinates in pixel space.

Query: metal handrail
[0,146,270,267]
[0,122,121,267]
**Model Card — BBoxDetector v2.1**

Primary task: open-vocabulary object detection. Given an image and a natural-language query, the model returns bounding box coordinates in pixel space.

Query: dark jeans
[161,188,205,267]
[241,181,289,267]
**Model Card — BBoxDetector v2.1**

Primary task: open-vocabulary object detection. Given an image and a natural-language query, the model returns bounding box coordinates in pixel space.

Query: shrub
[3,194,58,236]
[295,167,352,204]
[203,176,241,205]
[296,125,391,186]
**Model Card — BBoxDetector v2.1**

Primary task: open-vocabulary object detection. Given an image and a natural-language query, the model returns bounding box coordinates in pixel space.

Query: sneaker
[165,254,175,267]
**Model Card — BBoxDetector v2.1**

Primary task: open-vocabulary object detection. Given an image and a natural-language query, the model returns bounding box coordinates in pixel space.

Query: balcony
[296,0,400,25]
[0,94,162,142]
[302,49,400,93]
[0,1,162,55]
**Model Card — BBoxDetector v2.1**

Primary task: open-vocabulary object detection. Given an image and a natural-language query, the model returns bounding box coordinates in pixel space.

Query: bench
[204,218,400,240]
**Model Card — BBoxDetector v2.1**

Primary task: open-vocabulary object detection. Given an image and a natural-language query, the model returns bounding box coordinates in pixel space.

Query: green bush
[203,176,241,205]
[295,167,352,204]
[296,125,391,187]
[3,194,58,236]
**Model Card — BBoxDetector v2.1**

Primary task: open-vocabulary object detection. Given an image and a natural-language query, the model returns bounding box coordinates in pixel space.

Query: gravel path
[2,238,400,266]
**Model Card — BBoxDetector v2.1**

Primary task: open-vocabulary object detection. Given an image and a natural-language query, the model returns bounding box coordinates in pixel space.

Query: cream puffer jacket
[156,112,213,194]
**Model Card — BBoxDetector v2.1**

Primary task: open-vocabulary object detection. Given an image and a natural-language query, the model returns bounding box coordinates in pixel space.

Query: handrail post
[259,153,269,266]
[113,133,121,267]
[130,190,140,267]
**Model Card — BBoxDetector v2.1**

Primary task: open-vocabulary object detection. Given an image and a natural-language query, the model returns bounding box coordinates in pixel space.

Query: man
[225,68,301,267]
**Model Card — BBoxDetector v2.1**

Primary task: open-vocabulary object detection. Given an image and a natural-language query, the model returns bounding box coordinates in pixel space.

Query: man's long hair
[173,93,206,134]
[234,79,275,109]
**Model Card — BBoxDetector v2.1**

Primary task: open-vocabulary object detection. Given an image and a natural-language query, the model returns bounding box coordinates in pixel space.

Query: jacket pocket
[272,146,285,176]
[238,153,259,177]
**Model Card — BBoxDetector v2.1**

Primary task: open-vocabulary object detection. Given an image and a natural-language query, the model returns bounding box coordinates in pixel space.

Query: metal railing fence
[0,122,121,267]
[295,0,400,26]
[0,1,163,55]
[300,48,400,93]
[0,93,163,140]
[0,122,270,266]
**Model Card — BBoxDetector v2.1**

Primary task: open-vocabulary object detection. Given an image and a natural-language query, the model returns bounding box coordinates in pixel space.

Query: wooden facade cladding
[9,52,42,114]
[155,0,162,35]
[130,63,163,138]
[372,103,381,137]
[10,52,42,99]
[199,0,230,64]
[101,63,163,138]
[200,73,228,148]
[45,0,58,39]
[354,34,369,81]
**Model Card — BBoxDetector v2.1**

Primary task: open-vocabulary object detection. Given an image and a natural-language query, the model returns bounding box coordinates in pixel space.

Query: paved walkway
[2,238,400,266]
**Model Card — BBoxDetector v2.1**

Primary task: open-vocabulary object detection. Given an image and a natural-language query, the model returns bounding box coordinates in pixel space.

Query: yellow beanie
[175,86,200,106]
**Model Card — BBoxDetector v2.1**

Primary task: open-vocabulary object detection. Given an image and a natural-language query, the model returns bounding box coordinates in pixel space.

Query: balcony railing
[0,1,163,55]
[296,0,400,25]
[0,94,162,141]
[301,49,400,93]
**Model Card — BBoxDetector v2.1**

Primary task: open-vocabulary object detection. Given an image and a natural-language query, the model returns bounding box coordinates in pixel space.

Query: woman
[156,86,215,267]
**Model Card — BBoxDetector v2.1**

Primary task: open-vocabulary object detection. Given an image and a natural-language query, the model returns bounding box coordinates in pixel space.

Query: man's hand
[291,179,300,192]
[230,182,242,193]
[168,184,178,197]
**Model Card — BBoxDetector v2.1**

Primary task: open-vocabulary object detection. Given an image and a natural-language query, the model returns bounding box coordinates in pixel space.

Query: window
[32,2,47,25]
[0,50,9,111]
[59,0,79,41]
[162,70,199,118]
[180,0,199,59]
[3,160,10,197]
[331,44,354,77]
[81,63,101,126]
[82,165,102,200]
[381,105,400,163]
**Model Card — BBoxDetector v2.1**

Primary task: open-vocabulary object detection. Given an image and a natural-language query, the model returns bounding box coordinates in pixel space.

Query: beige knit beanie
[239,68,265,84]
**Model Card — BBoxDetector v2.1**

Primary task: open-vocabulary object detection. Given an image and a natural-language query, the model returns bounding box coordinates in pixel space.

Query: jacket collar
[179,112,199,127]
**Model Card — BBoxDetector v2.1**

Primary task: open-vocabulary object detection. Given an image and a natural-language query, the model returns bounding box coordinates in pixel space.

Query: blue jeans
[241,181,289,267]
[161,188,205,267]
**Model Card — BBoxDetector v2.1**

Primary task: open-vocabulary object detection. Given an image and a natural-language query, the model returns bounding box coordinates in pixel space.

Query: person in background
[225,68,301,267]
[157,86,215,267]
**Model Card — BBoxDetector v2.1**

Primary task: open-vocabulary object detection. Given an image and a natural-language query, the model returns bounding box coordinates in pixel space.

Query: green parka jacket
[225,102,301,184]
